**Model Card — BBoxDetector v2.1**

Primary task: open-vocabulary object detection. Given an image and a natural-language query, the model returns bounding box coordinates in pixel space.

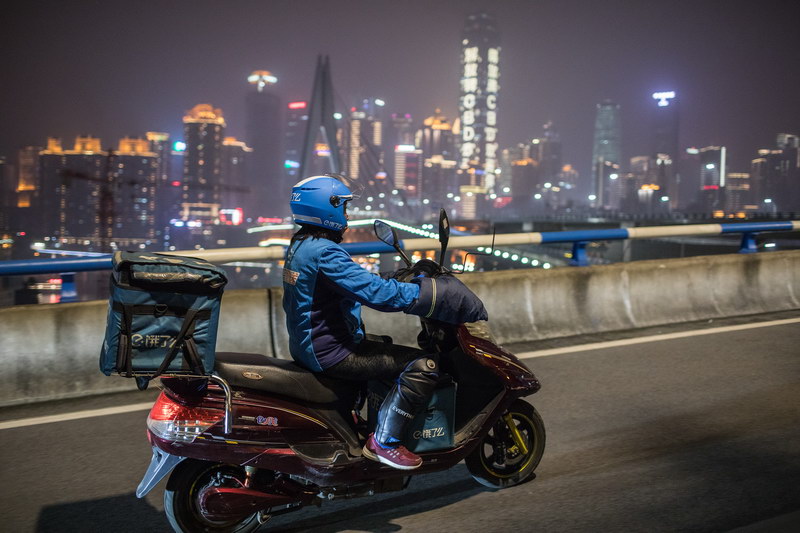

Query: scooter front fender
[136,446,186,498]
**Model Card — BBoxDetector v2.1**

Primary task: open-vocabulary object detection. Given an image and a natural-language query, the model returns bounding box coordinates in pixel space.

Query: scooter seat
[214,352,358,404]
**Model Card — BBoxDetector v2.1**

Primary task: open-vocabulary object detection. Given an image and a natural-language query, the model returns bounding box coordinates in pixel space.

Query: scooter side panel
[456,324,541,394]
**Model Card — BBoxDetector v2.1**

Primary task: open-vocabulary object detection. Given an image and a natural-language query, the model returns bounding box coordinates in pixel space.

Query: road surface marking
[518,317,800,359]
[0,402,153,431]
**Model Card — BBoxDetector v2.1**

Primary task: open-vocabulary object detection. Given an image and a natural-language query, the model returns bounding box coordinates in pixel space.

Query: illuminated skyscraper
[750,134,800,210]
[459,11,500,174]
[417,109,457,202]
[652,91,679,159]
[245,70,283,216]
[182,104,225,224]
[284,101,309,187]
[347,97,386,186]
[220,137,253,211]
[114,137,159,240]
[591,100,622,207]
[534,122,562,186]
[16,146,41,210]
[699,146,726,211]
[458,11,500,218]
[651,91,679,204]
[38,136,107,246]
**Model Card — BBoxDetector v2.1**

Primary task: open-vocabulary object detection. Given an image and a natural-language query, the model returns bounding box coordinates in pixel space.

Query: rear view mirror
[374,220,398,247]
[438,209,450,265]
[375,220,412,266]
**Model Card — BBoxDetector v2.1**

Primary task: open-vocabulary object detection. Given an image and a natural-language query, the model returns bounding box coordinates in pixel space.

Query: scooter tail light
[147,391,224,443]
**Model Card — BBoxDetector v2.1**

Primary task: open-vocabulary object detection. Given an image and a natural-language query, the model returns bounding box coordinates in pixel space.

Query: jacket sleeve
[405,275,488,324]
[317,245,421,312]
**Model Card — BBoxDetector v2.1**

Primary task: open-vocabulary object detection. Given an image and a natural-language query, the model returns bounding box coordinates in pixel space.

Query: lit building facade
[114,137,159,240]
[16,146,41,209]
[284,101,309,187]
[417,109,458,202]
[591,100,622,206]
[699,146,727,211]
[393,145,422,200]
[245,71,283,217]
[182,104,225,224]
[651,91,679,203]
[38,136,106,243]
[510,158,539,208]
[220,136,253,211]
[347,97,386,185]
[724,172,751,213]
[533,122,562,189]
[458,11,500,218]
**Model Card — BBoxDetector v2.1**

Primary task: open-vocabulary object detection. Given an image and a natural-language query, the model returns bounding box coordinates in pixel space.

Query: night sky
[2,0,799,179]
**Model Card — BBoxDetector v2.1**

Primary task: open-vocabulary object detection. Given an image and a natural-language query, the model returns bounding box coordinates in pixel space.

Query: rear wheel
[164,460,261,533]
[465,400,545,488]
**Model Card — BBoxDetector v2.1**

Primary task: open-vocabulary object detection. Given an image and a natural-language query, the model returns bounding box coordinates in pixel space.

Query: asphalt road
[1,312,799,532]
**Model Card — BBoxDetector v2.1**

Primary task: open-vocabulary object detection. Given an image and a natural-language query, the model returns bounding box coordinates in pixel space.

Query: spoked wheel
[164,460,262,533]
[465,399,546,488]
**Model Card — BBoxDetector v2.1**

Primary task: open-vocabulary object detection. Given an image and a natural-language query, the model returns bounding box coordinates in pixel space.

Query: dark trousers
[322,338,427,381]
[323,337,439,446]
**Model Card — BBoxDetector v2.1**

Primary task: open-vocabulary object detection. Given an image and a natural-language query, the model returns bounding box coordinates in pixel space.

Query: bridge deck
[1,311,799,532]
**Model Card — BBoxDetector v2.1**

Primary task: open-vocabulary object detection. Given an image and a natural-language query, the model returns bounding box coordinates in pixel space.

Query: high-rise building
[510,158,539,209]
[16,146,41,210]
[678,148,702,210]
[386,113,414,151]
[284,101,309,188]
[699,146,727,211]
[699,146,727,189]
[750,134,799,211]
[593,160,622,209]
[417,109,458,202]
[145,132,175,232]
[591,100,622,205]
[114,137,159,240]
[182,104,225,224]
[38,136,106,245]
[724,172,751,213]
[394,145,423,201]
[534,122,562,188]
[347,97,386,185]
[220,137,252,210]
[651,90,679,201]
[458,10,500,217]
[245,71,283,217]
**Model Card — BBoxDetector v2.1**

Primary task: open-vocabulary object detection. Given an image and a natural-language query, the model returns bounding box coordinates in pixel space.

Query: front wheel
[164,459,261,533]
[465,399,545,488]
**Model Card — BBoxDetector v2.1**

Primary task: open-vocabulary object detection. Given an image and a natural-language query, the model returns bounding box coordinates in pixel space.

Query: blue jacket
[282,236,421,371]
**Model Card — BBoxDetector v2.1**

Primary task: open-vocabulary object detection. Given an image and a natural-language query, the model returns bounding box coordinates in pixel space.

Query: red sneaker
[362,433,422,470]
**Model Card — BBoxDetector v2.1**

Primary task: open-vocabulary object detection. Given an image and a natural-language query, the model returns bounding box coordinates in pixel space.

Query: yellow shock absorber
[502,413,529,456]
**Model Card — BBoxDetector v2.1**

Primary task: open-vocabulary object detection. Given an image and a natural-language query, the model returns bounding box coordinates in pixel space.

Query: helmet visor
[326,173,364,201]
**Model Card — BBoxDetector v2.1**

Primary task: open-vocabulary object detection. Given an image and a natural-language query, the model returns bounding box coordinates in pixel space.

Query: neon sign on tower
[459,12,500,175]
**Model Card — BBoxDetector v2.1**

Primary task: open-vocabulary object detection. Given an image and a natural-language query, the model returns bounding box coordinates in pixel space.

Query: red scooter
[136,211,545,532]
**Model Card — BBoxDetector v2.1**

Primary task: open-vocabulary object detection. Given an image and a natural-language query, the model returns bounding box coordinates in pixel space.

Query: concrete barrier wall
[1,250,798,406]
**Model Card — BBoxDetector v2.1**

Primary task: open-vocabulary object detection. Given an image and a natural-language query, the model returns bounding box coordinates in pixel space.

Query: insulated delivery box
[100,252,227,381]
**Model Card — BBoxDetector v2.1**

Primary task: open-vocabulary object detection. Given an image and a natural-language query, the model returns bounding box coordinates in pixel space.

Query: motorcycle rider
[283,174,487,470]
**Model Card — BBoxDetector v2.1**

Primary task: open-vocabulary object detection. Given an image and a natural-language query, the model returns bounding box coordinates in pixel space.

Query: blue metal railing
[1,220,798,276]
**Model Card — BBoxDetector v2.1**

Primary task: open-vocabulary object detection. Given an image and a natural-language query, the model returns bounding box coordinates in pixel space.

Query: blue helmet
[289,174,357,231]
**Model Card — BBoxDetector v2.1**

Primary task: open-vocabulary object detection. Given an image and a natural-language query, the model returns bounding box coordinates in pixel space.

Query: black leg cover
[375,356,439,446]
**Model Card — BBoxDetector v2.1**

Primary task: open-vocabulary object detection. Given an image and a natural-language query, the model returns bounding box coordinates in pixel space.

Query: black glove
[406,275,488,324]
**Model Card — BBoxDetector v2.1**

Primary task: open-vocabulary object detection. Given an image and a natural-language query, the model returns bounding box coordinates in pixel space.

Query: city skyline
[2,0,799,180]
